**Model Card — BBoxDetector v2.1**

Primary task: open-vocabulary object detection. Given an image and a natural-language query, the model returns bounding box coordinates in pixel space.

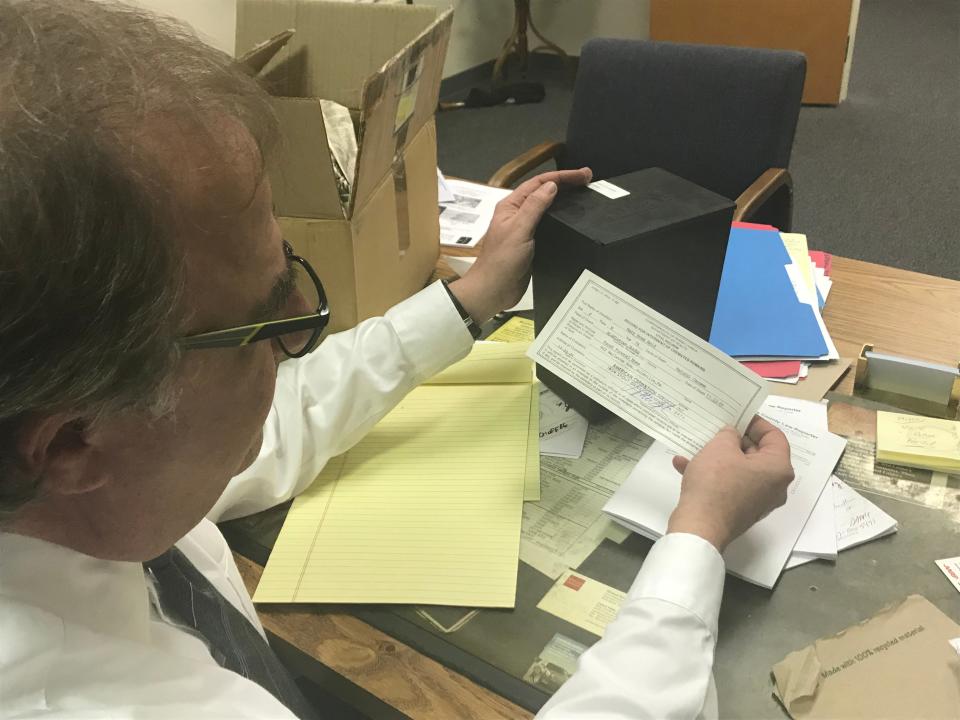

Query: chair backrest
[559,39,806,201]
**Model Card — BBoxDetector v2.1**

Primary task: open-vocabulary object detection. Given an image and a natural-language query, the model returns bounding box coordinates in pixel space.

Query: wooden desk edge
[235,553,533,720]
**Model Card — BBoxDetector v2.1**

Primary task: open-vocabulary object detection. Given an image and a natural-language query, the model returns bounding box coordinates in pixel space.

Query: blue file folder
[709,227,829,358]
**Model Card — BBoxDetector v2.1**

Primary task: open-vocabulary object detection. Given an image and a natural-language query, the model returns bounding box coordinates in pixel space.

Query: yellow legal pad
[876,411,960,474]
[254,342,539,607]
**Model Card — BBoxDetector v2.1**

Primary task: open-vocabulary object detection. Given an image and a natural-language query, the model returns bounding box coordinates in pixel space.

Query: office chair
[488,39,806,230]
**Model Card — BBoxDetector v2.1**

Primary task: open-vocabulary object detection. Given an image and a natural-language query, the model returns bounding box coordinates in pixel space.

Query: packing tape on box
[391,154,410,255]
[362,11,450,118]
[394,60,422,132]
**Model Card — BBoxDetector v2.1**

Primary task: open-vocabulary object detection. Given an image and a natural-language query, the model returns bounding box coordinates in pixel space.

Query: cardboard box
[533,168,734,419]
[236,1,453,331]
[650,0,856,105]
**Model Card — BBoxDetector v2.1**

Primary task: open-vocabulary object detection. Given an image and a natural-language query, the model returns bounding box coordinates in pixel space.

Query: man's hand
[666,417,795,553]
[448,167,592,324]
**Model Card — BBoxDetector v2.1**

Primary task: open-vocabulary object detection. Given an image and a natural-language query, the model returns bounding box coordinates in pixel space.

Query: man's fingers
[510,181,558,238]
[745,416,790,455]
[709,425,743,449]
[506,167,592,209]
[672,456,689,474]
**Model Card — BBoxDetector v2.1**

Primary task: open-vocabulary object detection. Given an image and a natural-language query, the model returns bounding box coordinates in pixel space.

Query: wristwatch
[441,279,482,340]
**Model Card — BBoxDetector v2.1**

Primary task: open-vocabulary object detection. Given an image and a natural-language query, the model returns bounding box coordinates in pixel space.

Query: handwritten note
[539,385,589,459]
[786,476,898,569]
[254,343,539,607]
[935,557,960,595]
[528,270,768,457]
[876,412,960,473]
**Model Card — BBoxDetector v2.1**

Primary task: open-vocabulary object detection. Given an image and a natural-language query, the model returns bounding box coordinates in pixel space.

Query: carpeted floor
[437,0,960,280]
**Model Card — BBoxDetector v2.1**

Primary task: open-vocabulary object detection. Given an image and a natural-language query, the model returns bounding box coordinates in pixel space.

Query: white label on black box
[587,180,630,199]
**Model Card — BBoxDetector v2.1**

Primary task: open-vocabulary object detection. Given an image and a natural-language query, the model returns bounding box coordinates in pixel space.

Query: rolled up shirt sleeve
[208,281,473,522]
[537,533,726,720]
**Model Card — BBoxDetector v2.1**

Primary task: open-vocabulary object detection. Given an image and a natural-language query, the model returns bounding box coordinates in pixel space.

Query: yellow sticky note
[536,569,626,637]
[876,412,960,473]
[487,317,535,343]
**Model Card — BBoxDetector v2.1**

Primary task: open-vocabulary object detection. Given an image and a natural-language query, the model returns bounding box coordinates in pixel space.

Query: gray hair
[0,0,278,517]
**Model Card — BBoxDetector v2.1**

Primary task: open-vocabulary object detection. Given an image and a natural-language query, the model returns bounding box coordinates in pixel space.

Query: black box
[533,167,734,420]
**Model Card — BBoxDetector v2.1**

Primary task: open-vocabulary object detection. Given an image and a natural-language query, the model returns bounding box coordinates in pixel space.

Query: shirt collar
[0,531,152,643]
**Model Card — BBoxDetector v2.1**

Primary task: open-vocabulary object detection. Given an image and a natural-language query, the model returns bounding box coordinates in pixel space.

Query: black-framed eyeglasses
[180,240,330,358]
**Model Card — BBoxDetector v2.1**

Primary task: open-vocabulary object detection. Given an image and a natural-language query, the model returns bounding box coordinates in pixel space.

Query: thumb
[672,455,689,474]
[513,181,557,236]
[708,425,743,451]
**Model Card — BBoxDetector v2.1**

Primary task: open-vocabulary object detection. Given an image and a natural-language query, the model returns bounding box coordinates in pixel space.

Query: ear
[14,414,110,496]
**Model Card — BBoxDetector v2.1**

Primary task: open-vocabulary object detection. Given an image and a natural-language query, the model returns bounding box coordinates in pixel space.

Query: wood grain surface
[823,256,960,394]
[235,554,533,720]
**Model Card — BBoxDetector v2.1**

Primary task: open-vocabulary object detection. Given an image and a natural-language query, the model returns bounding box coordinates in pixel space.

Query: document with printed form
[254,342,538,607]
[528,270,768,456]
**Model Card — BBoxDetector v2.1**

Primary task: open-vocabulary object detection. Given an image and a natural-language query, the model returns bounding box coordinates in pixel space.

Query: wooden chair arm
[733,168,792,222]
[487,141,565,188]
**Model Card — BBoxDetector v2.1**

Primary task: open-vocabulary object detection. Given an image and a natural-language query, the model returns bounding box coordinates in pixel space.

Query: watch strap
[440,279,482,340]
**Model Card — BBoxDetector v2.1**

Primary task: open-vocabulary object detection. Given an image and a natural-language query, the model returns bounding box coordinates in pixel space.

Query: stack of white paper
[786,476,898,569]
[603,396,847,589]
[765,396,898,568]
[765,396,840,561]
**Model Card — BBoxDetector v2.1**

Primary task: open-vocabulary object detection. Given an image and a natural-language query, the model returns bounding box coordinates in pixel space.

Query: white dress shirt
[0,280,725,719]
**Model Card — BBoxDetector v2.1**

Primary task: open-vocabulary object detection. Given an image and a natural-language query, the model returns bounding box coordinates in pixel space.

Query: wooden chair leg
[493,0,530,84]
[527,5,569,61]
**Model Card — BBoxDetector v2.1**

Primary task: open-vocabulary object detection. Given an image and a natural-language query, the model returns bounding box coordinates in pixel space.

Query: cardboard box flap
[236,1,439,108]
[236,1,451,220]
[350,8,452,216]
[237,28,294,75]
[269,97,344,219]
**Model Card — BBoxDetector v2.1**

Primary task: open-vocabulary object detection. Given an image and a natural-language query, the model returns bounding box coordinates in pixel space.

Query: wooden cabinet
[650,0,859,105]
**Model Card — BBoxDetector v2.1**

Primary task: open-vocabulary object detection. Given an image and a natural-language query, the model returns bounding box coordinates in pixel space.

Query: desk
[229,255,960,719]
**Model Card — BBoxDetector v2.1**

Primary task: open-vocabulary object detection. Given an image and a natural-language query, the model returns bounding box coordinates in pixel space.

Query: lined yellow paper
[524,384,541,501]
[876,411,960,473]
[254,343,539,607]
[428,341,533,384]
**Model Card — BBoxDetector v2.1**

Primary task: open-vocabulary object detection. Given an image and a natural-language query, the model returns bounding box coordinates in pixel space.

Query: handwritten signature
[608,364,676,412]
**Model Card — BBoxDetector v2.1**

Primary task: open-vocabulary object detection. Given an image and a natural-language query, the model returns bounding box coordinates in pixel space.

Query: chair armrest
[733,168,792,222]
[487,141,565,189]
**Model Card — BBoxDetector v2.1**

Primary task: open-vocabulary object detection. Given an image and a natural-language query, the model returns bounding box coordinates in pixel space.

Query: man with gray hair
[0,1,794,718]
